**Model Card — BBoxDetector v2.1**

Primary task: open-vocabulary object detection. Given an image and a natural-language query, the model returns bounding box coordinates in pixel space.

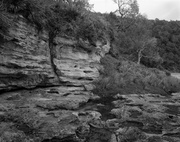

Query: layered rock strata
[0,15,111,141]
[0,16,110,92]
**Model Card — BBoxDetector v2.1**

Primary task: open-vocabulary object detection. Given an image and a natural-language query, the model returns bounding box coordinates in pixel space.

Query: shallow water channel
[82,93,180,141]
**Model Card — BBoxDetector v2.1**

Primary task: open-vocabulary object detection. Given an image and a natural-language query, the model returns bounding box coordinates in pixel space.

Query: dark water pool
[80,96,116,120]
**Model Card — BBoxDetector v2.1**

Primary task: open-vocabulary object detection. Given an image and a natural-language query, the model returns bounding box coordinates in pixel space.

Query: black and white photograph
[0,0,180,141]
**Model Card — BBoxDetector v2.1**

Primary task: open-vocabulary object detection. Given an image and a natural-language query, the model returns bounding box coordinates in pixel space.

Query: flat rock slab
[0,87,100,142]
[83,93,180,142]
[110,93,180,141]
[1,87,180,142]
[35,94,90,110]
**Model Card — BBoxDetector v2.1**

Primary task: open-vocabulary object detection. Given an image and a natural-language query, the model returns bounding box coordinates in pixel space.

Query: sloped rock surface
[73,93,180,142]
[1,88,180,142]
[0,88,101,142]
[110,93,180,142]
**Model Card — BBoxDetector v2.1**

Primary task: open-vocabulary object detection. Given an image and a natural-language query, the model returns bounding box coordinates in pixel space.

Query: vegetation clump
[0,0,110,46]
[94,55,180,96]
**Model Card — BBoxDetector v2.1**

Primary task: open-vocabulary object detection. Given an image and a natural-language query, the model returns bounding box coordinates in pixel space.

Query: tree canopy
[113,0,139,18]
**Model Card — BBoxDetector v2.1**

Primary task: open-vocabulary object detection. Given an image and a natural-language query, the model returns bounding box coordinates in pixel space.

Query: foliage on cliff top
[0,0,111,44]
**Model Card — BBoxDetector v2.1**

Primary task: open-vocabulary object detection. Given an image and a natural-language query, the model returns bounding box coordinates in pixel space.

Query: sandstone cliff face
[0,16,112,141]
[0,16,110,92]
[0,16,111,141]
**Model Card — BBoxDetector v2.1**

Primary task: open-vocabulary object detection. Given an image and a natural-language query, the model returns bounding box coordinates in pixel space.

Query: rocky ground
[0,87,180,142]
[0,87,99,142]
[1,16,180,142]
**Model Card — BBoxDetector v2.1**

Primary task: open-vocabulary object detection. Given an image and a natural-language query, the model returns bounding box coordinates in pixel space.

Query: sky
[89,0,180,21]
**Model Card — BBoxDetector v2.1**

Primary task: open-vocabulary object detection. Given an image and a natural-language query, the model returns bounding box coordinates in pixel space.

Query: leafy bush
[94,55,180,96]
[74,12,111,46]
[152,20,180,71]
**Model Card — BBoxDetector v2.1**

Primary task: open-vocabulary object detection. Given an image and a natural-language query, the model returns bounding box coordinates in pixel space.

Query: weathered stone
[77,111,102,123]
[0,15,112,141]
[36,94,90,110]
[0,87,104,142]
[0,17,57,91]
[0,16,110,92]
[116,127,146,142]
[109,93,180,142]
[0,122,32,142]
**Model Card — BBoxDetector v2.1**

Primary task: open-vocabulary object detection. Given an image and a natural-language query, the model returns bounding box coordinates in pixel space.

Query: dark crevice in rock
[0,63,24,69]
[84,70,92,73]
[14,123,36,136]
[62,93,71,96]
[41,135,78,142]
[0,84,63,95]
[0,87,28,95]
[48,32,61,84]
[11,38,19,42]
[47,88,59,94]
[0,72,27,79]
[164,105,180,115]
[36,105,69,111]
[79,96,116,120]
[163,133,180,138]
[77,77,94,81]
[125,120,144,128]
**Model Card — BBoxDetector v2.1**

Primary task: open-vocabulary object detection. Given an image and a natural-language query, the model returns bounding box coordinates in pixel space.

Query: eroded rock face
[110,93,180,142]
[0,15,111,142]
[0,16,110,92]
[0,88,101,142]
[1,89,180,141]
[0,17,56,91]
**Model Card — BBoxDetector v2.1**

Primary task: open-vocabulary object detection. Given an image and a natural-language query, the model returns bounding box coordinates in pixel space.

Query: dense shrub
[74,12,111,45]
[94,55,180,96]
[152,20,180,71]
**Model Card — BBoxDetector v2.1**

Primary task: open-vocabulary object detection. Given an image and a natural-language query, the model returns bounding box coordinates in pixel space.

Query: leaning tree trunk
[48,31,61,83]
[137,44,146,65]
[137,49,142,64]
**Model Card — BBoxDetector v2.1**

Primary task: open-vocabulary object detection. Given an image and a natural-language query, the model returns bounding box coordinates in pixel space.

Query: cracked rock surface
[1,91,180,142]
[0,16,110,92]
[0,88,101,142]
[93,93,180,142]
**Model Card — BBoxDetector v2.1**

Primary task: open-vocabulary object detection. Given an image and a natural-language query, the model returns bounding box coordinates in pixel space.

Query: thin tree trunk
[137,43,146,64]
[48,31,61,83]
[137,50,142,64]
